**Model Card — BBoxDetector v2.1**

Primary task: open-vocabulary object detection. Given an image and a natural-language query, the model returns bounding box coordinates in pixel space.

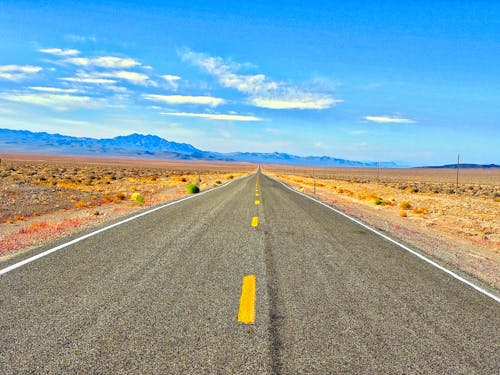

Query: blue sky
[0,0,498,165]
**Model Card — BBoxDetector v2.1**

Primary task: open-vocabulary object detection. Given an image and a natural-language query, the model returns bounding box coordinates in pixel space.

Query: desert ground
[263,165,499,291]
[0,154,253,258]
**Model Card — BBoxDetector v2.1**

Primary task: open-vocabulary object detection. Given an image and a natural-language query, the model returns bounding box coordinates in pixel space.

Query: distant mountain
[419,163,500,169]
[220,151,397,167]
[0,128,396,167]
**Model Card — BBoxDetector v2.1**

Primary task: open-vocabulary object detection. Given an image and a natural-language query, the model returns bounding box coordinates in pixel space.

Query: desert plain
[1,154,498,293]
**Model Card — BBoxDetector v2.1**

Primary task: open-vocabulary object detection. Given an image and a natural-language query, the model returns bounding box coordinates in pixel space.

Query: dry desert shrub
[398,201,412,210]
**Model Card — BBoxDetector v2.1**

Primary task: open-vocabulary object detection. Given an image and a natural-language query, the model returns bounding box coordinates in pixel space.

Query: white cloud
[251,95,341,110]
[29,86,79,93]
[161,75,181,90]
[65,34,97,43]
[65,57,90,66]
[364,115,415,124]
[65,56,141,69]
[39,48,80,56]
[181,50,277,94]
[180,49,340,110]
[104,85,129,93]
[0,93,105,111]
[160,112,262,121]
[62,70,153,86]
[61,77,117,84]
[100,70,152,84]
[143,94,224,107]
[0,65,43,80]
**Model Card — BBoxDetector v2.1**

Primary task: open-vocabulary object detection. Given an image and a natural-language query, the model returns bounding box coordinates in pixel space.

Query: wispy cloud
[39,48,80,56]
[364,115,415,124]
[160,112,262,121]
[29,86,79,93]
[98,70,153,85]
[65,56,141,69]
[143,94,224,107]
[161,75,181,90]
[251,95,340,110]
[181,50,277,94]
[0,92,105,111]
[62,70,154,86]
[0,65,43,81]
[65,34,97,43]
[60,76,117,84]
[180,49,340,110]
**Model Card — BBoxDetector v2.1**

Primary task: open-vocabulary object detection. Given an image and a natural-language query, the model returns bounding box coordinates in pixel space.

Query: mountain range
[420,163,500,169]
[1,128,398,167]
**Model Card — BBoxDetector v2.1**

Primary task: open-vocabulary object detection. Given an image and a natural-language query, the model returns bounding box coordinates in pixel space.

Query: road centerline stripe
[251,216,259,227]
[255,200,260,205]
[238,275,256,324]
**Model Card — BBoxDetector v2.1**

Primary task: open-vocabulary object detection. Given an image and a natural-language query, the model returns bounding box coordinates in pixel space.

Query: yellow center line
[237,275,256,324]
[256,193,260,197]
[251,216,259,227]
[255,200,260,205]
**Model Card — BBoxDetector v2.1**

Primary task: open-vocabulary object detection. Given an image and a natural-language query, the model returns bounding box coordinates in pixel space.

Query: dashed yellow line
[237,275,256,324]
[255,200,260,205]
[256,193,260,197]
[251,216,259,227]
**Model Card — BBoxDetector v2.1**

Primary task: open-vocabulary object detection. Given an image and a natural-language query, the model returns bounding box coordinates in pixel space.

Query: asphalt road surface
[1,172,499,373]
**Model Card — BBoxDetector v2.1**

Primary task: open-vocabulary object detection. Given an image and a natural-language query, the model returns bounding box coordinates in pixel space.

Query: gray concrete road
[1,172,498,373]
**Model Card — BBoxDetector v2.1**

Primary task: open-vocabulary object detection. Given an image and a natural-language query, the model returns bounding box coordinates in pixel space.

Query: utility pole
[198,171,201,189]
[313,168,316,194]
[377,161,380,183]
[456,153,460,188]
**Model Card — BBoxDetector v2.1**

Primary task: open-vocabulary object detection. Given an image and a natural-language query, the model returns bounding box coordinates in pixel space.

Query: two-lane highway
[1,172,498,373]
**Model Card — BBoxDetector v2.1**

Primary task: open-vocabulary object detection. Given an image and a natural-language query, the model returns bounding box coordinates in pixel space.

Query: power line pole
[198,171,201,189]
[456,153,460,188]
[313,168,316,194]
[377,161,380,183]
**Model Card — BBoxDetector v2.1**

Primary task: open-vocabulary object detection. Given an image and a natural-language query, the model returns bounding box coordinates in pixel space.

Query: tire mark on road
[263,226,284,375]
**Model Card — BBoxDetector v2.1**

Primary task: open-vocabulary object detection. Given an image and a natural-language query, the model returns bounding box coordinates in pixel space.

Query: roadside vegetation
[186,183,200,194]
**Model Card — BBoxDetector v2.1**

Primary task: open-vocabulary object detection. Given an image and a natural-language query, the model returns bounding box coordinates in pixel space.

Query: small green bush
[373,198,384,205]
[187,183,200,194]
[131,192,145,205]
[215,180,222,185]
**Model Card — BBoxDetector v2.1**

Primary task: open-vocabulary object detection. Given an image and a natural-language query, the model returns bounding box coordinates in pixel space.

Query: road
[1,172,499,373]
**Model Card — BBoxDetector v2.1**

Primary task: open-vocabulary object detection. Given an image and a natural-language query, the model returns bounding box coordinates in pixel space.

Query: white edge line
[267,174,500,303]
[0,174,251,276]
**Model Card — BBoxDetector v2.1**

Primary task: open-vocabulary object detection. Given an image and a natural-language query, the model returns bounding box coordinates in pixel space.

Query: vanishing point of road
[1,171,499,373]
